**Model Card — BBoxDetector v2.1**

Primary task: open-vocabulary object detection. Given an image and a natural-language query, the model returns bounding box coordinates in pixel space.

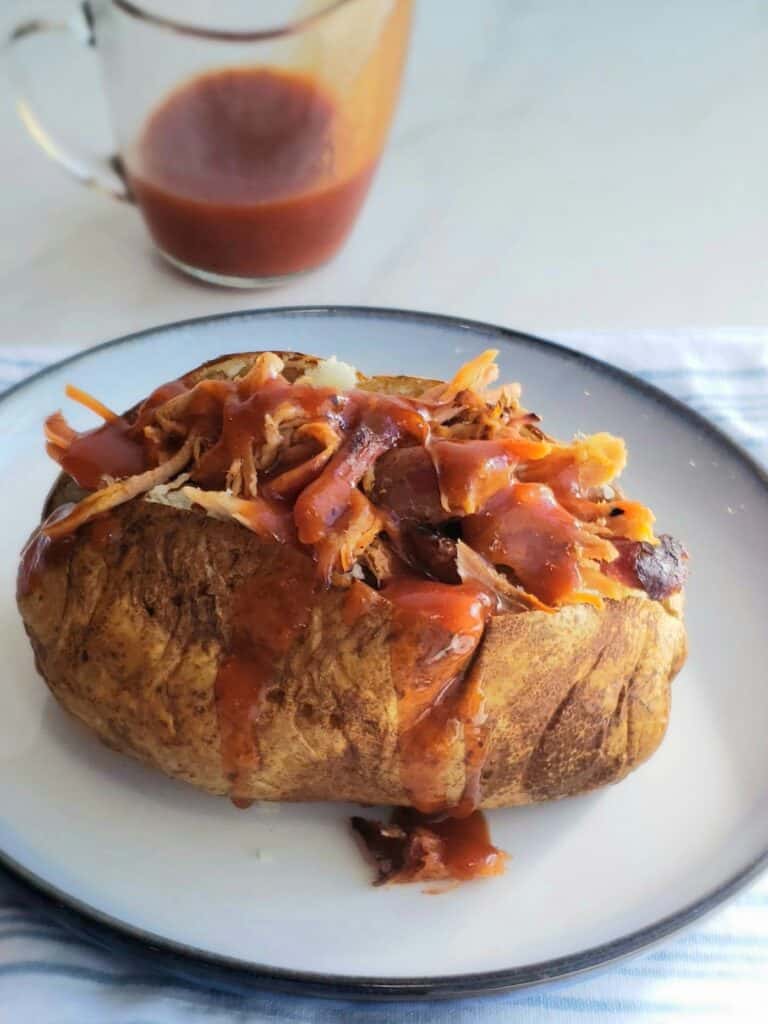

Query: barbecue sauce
[129,68,377,279]
[214,557,320,801]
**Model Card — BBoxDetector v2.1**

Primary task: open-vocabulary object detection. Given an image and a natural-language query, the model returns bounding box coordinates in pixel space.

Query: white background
[1,0,767,352]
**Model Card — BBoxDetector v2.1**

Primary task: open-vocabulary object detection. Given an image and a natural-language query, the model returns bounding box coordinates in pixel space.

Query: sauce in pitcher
[129,68,376,279]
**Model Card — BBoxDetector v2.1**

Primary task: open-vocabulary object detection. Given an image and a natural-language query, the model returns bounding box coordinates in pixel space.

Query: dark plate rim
[2,304,767,1001]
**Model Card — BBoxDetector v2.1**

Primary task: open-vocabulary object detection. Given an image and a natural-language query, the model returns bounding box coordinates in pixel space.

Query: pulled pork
[40,349,688,607]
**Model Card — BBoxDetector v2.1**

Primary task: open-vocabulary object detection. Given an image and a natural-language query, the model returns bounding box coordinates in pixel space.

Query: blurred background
[2,0,767,352]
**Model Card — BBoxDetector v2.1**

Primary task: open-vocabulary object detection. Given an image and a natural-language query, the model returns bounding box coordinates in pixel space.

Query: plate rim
[2,304,767,1000]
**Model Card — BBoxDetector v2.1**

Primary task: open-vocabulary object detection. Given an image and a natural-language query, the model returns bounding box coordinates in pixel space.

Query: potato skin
[18,497,687,807]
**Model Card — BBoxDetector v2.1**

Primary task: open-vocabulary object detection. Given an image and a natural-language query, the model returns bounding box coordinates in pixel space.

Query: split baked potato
[17,349,688,828]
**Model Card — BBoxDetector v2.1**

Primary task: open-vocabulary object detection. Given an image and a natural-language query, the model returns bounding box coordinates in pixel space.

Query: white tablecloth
[2,327,767,1024]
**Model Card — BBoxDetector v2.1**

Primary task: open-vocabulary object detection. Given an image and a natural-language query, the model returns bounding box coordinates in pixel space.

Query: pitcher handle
[4,1,131,201]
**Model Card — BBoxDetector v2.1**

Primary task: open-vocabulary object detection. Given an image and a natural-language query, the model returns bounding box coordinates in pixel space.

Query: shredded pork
[40,350,686,606]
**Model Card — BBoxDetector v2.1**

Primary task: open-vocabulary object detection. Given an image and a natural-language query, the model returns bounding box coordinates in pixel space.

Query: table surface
[1,0,768,352]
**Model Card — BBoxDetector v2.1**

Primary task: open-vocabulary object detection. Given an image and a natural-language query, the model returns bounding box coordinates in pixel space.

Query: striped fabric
[2,330,767,1024]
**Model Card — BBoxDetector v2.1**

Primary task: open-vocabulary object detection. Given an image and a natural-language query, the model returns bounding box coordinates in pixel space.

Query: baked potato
[17,348,687,879]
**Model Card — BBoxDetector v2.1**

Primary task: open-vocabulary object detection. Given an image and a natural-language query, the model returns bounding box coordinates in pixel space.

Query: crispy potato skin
[18,499,686,807]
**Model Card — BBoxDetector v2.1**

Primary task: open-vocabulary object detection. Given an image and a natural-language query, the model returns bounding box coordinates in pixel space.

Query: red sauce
[129,68,378,279]
[294,422,393,545]
[59,417,148,491]
[261,443,337,502]
[342,579,384,625]
[351,807,506,885]
[44,369,431,584]
[87,514,123,548]
[383,578,490,637]
[140,379,189,413]
[429,439,520,515]
[450,661,490,820]
[192,379,351,490]
[214,557,319,799]
[463,482,584,606]
[289,395,427,580]
[17,504,77,598]
[394,808,505,881]
[382,578,493,814]
[163,379,431,582]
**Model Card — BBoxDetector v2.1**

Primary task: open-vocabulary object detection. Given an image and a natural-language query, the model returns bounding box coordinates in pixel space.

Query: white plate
[1,307,767,999]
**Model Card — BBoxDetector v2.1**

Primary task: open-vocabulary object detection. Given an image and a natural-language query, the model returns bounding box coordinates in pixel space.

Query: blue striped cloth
[2,329,768,1024]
